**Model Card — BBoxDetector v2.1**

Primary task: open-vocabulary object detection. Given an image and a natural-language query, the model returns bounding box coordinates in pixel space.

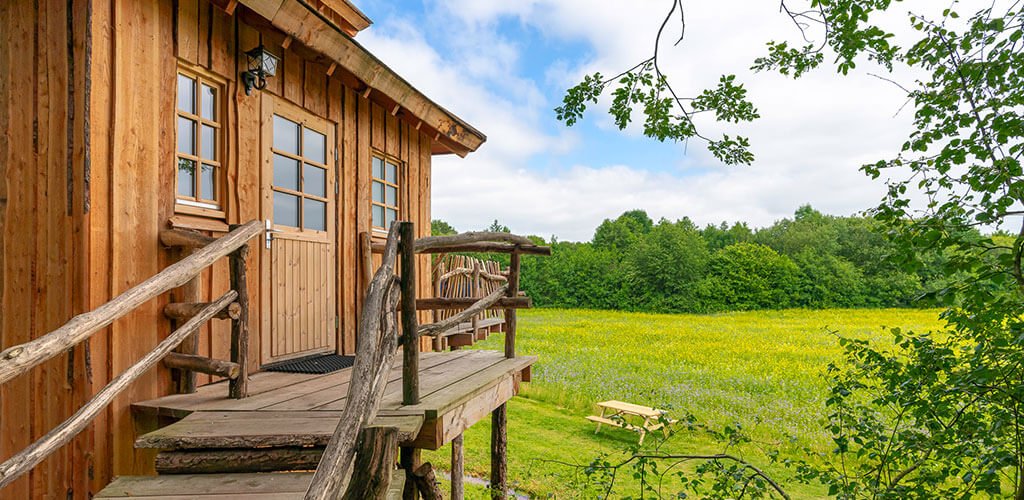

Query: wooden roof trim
[239,0,486,156]
[321,0,371,32]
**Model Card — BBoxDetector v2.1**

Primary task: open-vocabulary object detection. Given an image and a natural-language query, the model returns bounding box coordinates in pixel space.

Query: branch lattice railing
[307,223,550,499]
[0,220,262,490]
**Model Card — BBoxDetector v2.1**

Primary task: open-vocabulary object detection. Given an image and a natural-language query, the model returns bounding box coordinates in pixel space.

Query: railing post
[228,232,250,399]
[400,221,419,405]
[503,248,520,359]
[175,246,202,394]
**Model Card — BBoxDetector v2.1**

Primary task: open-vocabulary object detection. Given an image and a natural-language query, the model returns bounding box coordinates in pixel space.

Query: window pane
[177,158,196,197]
[200,84,215,120]
[372,205,384,228]
[304,199,326,231]
[385,162,398,183]
[200,164,216,200]
[273,191,299,227]
[273,115,299,154]
[201,124,216,160]
[304,128,326,164]
[385,185,397,206]
[273,154,299,191]
[177,74,195,113]
[178,117,195,155]
[372,157,384,179]
[372,181,384,203]
[385,208,397,227]
[304,164,326,197]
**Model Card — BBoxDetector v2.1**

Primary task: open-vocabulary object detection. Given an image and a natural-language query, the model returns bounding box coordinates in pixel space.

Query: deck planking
[96,472,405,499]
[131,350,536,451]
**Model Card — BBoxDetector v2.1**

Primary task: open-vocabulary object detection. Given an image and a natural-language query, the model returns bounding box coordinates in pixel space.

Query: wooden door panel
[270,237,334,359]
[262,97,337,363]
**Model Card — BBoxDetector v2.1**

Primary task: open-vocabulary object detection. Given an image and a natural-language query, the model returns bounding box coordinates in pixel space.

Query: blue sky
[354,0,936,241]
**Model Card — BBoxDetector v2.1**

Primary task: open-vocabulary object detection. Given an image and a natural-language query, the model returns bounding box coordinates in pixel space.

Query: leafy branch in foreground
[555,0,759,165]
[548,412,793,499]
[559,0,1024,497]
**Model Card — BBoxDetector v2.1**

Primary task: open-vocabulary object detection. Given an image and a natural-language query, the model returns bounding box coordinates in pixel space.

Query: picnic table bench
[586,400,674,445]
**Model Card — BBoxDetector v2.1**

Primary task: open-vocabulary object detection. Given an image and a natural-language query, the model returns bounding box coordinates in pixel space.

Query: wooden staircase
[95,411,418,498]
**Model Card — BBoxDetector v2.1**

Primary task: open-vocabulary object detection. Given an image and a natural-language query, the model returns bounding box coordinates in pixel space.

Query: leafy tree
[430,219,457,236]
[625,220,710,312]
[701,221,753,251]
[485,219,511,233]
[700,242,801,311]
[560,0,1024,496]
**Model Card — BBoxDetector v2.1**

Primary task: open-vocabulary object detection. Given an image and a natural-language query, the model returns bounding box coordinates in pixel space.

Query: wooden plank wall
[1,0,440,495]
[0,0,93,497]
[0,0,438,495]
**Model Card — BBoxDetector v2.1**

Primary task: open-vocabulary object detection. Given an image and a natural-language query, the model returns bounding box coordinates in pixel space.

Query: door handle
[265,219,282,249]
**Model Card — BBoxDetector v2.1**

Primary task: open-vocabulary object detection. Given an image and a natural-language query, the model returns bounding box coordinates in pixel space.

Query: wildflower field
[423,308,945,498]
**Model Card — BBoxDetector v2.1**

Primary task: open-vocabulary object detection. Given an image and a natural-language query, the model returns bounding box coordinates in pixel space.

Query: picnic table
[586,400,674,445]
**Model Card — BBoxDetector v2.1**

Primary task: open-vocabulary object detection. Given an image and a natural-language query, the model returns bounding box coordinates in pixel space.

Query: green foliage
[430,219,457,236]
[554,3,760,166]
[700,243,801,311]
[557,0,1024,494]
[625,220,710,311]
[520,207,944,313]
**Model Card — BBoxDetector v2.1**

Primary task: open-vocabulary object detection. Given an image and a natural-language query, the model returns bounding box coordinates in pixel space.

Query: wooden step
[155,447,323,474]
[95,471,405,498]
[135,411,423,450]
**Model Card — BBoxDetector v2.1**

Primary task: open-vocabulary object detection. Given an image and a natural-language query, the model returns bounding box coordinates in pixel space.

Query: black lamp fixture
[241,44,280,96]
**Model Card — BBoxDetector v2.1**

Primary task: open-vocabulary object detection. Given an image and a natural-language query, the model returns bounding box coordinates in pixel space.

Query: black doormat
[263,354,355,374]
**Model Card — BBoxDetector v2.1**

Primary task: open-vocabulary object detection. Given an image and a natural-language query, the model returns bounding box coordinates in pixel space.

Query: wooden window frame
[175,64,227,218]
[370,151,403,234]
[269,104,332,237]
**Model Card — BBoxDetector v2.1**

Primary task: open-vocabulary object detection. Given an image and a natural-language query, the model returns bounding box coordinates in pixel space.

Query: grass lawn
[422,308,946,498]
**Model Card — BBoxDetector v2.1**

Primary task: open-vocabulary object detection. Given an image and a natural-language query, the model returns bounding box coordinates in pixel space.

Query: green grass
[422,308,946,498]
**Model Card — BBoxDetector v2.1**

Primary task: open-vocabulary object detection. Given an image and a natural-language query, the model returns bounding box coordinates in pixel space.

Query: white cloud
[357,0,976,241]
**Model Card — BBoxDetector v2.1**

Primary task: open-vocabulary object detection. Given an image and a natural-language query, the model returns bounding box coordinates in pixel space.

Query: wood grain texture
[0,292,236,490]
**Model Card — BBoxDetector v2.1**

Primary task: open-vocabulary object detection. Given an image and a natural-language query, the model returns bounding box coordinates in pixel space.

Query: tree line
[434,205,977,313]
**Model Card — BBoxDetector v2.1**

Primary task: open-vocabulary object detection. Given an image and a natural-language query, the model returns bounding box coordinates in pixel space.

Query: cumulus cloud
[357,0,975,241]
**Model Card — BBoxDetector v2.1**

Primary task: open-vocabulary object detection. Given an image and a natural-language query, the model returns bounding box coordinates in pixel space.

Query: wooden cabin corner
[0,0,546,498]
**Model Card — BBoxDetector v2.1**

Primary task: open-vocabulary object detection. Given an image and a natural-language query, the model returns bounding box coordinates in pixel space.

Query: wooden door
[261,97,337,363]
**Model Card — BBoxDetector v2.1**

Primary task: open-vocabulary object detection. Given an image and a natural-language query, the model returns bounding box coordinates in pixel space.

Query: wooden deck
[133,350,535,450]
[97,472,406,499]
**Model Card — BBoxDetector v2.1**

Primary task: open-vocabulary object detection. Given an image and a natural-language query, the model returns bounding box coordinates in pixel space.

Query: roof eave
[237,0,486,156]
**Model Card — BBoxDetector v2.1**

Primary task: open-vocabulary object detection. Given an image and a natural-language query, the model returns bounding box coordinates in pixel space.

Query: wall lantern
[241,45,280,96]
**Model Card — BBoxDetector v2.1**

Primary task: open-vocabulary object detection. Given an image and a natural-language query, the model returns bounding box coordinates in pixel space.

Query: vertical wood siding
[1,0,439,495]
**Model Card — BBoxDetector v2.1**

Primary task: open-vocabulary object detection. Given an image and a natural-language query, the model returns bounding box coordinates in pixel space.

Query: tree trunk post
[503,249,520,359]
[341,426,398,500]
[400,222,419,406]
[228,236,250,399]
[451,434,464,500]
[176,246,201,394]
[401,446,421,500]
[490,403,508,499]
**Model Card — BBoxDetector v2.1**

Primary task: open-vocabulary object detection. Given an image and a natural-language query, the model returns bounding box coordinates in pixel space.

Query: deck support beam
[400,447,421,500]
[451,434,464,500]
[490,403,508,499]
[342,426,398,500]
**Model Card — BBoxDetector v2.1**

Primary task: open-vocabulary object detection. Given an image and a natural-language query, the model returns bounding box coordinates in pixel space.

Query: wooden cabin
[0,0,545,498]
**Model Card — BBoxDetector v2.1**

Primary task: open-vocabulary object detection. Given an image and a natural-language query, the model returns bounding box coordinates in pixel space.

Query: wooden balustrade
[0,220,263,385]
[305,224,401,500]
[0,292,238,490]
[0,220,261,489]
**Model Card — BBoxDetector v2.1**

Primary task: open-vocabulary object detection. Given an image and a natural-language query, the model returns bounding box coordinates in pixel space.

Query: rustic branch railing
[306,224,402,500]
[0,220,263,384]
[0,220,262,490]
[310,222,550,498]
[417,285,508,338]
